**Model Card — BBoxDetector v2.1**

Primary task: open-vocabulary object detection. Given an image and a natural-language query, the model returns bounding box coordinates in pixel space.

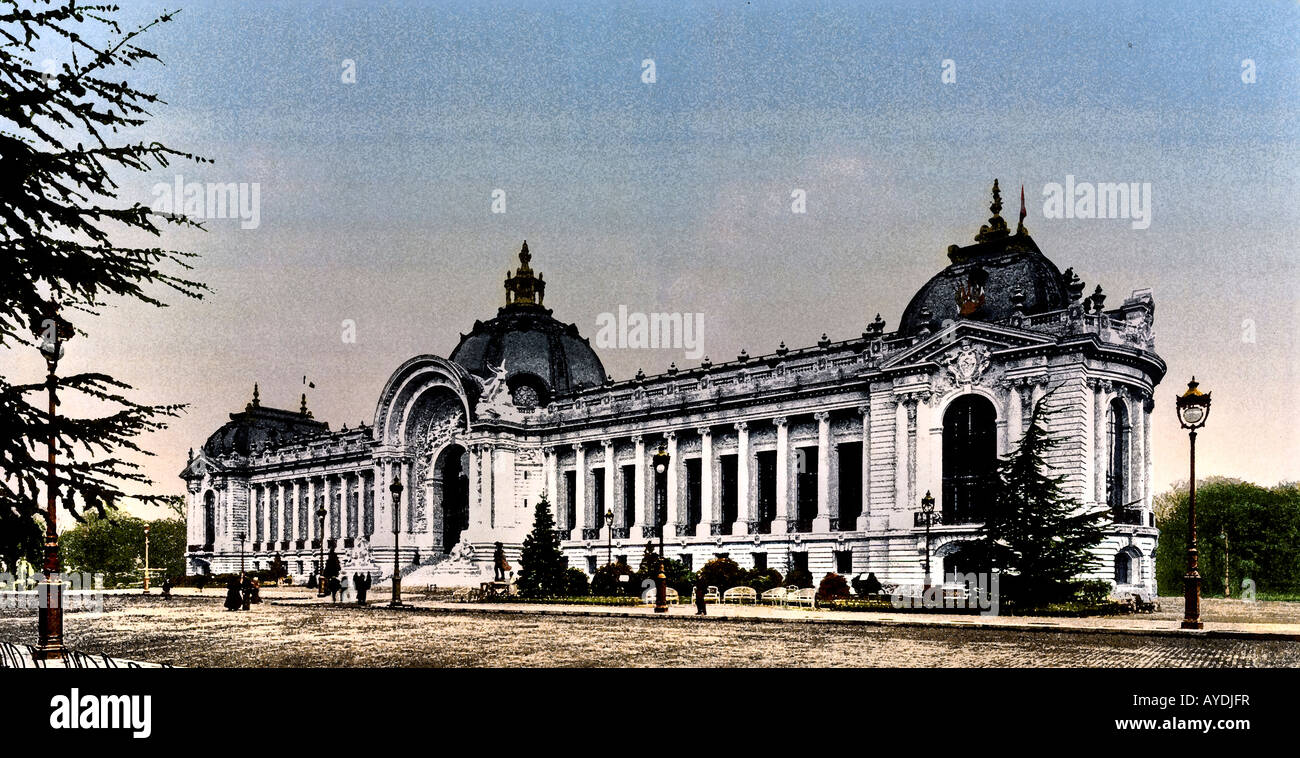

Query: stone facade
[182,186,1164,596]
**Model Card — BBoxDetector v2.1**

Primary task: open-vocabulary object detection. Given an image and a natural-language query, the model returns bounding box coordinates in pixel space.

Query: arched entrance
[434,444,469,553]
[942,394,997,522]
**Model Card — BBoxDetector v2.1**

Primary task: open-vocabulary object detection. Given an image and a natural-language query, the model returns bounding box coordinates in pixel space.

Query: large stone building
[182,183,1164,595]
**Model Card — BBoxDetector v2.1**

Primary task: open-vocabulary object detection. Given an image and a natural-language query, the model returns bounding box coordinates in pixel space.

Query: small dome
[899,182,1069,335]
[202,388,328,457]
[449,242,605,403]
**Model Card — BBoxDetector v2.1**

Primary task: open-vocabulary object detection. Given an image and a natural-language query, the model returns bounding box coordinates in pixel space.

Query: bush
[696,557,744,592]
[851,572,884,597]
[816,572,851,602]
[590,561,636,596]
[741,567,783,594]
[784,565,813,589]
[1074,579,1113,605]
[562,567,590,597]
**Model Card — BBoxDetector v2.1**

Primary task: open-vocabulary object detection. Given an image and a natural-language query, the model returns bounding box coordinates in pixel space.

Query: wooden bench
[703,586,721,604]
[722,586,757,604]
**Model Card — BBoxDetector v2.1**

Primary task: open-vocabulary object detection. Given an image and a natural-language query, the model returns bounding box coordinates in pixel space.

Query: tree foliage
[517,493,567,598]
[59,510,184,586]
[1155,478,1300,596]
[953,393,1108,607]
[1,3,208,533]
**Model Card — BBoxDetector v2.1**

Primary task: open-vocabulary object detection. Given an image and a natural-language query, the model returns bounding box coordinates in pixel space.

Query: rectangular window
[790,551,809,574]
[592,467,605,526]
[720,454,738,530]
[680,554,693,570]
[837,442,863,530]
[621,464,636,526]
[616,554,627,567]
[752,552,767,571]
[796,446,818,531]
[564,470,577,535]
[686,458,702,526]
[835,549,853,575]
[586,555,597,574]
[756,450,777,529]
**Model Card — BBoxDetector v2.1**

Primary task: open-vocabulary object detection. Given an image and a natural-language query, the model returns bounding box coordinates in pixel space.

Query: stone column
[773,417,789,532]
[601,439,615,539]
[698,427,713,537]
[573,443,586,536]
[665,431,680,533]
[894,397,908,510]
[1132,390,1146,515]
[632,435,646,532]
[858,405,871,530]
[480,447,493,532]
[542,446,557,509]
[373,460,388,545]
[735,421,750,535]
[814,411,831,531]
[1007,382,1023,454]
[1094,380,1109,507]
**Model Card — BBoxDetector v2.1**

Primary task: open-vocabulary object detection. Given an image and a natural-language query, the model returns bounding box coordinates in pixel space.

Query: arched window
[1114,549,1139,585]
[942,395,997,523]
[1106,399,1131,518]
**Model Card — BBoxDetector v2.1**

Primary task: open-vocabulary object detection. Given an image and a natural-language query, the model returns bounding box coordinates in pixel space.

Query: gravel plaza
[2,587,1297,668]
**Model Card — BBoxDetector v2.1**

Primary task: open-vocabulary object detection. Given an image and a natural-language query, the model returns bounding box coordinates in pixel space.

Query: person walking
[240,573,253,611]
[328,575,341,603]
[250,577,262,604]
[223,576,242,611]
[694,581,707,616]
[160,577,173,600]
[493,542,510,582]
[354,572,370,605]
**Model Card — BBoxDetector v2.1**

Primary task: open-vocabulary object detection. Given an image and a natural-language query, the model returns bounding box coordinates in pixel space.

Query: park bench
[704,585,721,603]
[762,587,790,606]
[640,587,680,604]
[789,588,817,608]
[722,586,757,604]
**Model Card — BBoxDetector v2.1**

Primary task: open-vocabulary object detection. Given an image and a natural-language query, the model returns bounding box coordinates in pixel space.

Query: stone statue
[445,538,475,566]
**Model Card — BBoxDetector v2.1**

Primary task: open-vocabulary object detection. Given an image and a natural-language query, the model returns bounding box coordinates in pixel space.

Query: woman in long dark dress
[223,576,242,611]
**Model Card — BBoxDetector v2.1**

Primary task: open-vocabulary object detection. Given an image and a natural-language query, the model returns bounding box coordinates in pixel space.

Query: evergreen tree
[517,493,566,597]
[1,5,209,530]
[953,392,1108,607]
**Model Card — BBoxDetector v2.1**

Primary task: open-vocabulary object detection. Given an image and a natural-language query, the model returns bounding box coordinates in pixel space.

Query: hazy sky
[8,0,1298,518]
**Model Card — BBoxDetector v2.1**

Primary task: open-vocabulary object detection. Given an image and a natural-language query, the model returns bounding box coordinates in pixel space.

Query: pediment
[883,320,1054,371]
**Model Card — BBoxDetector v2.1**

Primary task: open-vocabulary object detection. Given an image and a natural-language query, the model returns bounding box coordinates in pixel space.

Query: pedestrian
[694,582,707,615]
[240,573,253,611]
[354,572,370,605]
[161,577,173,600]
[328,575,341,603]
[493,541,510,582]
[196,573,208,593]
[223,576,242,611]
[251,577,262,604]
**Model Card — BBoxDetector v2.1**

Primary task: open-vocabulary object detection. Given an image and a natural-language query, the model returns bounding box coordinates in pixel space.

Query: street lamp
[604,508,614,567]
[389,478,404,607]
[316,502,327,597]
[237,531,246,577]
[142,524,152,594]
[653,441,670,557]
[1175,377,1211,630]
[920,490,937,593]
[32,303,73,662]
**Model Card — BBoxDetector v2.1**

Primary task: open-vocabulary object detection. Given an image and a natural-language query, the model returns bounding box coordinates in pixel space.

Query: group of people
[223,574,262,611]
[307,572,373,605]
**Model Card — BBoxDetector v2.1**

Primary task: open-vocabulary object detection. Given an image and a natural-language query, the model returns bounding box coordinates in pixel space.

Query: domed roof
[899,181,1070,335]
[449,242,606,402]
[201,386,328,457]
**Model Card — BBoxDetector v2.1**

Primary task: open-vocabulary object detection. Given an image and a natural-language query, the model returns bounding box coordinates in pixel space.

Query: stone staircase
[373,554,488,589]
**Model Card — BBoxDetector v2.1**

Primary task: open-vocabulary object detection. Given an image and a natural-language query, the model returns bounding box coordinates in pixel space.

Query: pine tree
[954,391,1108,608]
[1,6,209,529]
[517,493,566,598]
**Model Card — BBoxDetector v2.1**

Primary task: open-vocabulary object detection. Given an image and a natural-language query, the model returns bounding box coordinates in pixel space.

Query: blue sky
[13,0,1297,512]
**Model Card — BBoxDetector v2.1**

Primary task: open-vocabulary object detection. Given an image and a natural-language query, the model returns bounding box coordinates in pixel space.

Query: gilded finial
[247,382,260,410]
[974,179,1010,242]
[504,240,545,307]
[300,392,311,417]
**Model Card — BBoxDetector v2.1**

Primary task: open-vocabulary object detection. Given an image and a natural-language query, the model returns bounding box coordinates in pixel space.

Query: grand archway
[434,443,469,553]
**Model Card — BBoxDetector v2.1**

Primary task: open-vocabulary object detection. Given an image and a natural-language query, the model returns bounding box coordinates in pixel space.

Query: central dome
[449,242,606,406]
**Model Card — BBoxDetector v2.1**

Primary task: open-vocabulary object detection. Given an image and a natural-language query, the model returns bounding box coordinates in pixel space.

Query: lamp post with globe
[1175,378,1211,630]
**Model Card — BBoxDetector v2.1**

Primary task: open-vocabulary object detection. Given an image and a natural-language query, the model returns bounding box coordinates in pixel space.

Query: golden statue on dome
[504,240,546,307]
